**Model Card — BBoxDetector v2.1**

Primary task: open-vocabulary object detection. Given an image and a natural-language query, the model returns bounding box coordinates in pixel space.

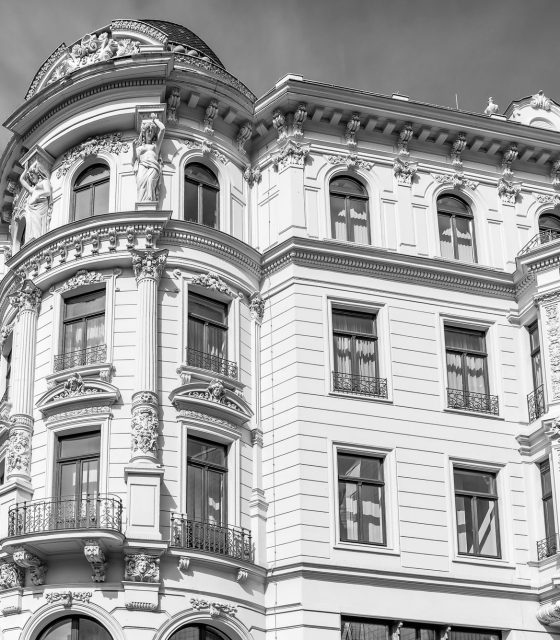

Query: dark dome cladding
[141,19,224,68]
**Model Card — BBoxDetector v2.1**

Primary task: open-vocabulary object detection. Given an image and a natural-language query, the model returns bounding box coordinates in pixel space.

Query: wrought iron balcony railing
[537,534,559,561]
[170,514,253,562]
[527,384,546,423]
[447,387,499,415]
[54,344,107,372]
[332,371,388,398]
[8,494,123,537]
[186,347,238,379]
[518,229,560,256]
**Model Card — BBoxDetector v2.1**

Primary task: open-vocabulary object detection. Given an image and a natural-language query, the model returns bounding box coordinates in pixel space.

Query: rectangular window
[454,468,500,558]
[540,459,556,542]
[529,322,543,389]
[445,326,497,414]
[187,436,227,525]
[341,619,390,640]
[2,348,11,403]
[332,309,386,397]
[338,452,385,545]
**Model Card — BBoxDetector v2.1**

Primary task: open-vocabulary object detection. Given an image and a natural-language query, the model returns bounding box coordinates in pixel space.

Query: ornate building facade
[0,16,560,640]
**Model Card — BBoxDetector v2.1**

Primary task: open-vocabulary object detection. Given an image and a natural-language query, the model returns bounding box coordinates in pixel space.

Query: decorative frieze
[0,563,25,590]
[236,122,253,152]
[131,249,168,283]
[60,269,104,292]
[431,173,478,190]
[531,90,552,111]
[249,293,265,322]
[326,154,373,171]
[191,271,236,297]
[48,405,111,423]
[84,539,106,582]
[190,597,237,617]
[204,99,219,134]
[124,554,160,583]
[345,113,361,148]
[167,87,181,123]
[56,133,129,178]
[45,590,92,606]
[534,192,560,206]
[12,547,47,586]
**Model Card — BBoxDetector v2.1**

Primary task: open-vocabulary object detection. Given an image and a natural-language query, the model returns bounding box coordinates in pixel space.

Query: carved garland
[190,597,237,617]
[56,133,129,177]
[191,272,236,297]
[60,270,104,292]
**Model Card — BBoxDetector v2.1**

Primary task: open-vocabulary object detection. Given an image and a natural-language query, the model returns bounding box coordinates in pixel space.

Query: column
[536,290,560,411]
[125,249,167,542]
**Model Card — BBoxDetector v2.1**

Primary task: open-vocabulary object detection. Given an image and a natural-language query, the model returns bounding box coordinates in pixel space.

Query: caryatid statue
[132,113,165,203]
[19,161,52,242]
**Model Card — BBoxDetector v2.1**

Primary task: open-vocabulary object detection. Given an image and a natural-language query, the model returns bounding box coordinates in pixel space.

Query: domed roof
[141,19,224,68]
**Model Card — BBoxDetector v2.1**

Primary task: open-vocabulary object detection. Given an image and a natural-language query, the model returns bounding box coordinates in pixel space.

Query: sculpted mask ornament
[124,554,159,582]
[208,379,225,400]
[6,430,31,475]
[19,162,52,242]
[133,114,165,202]
[131,407,159,455]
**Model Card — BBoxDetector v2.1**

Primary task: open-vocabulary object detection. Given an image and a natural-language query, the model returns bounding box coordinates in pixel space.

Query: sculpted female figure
[19,162,52,242]
[132,114,165,202]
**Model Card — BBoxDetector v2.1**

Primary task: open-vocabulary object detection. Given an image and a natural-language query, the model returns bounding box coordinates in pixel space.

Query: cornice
[262,238,516,300]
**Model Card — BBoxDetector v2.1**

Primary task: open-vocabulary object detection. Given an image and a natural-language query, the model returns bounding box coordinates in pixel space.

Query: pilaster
[536,290,560,409]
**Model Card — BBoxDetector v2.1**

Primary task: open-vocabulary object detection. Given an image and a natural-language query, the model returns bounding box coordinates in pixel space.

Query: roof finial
[484,97,499,116]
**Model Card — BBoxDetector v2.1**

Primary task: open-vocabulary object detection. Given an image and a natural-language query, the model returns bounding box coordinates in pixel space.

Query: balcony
[447,388,499,415]
[8,494,123,537]
[518,229,560,256]
[537,534,559,561]
[186,347,238,380]
[54,344,107,372]
[332,371,388,398]
[528,384,546,423]
[170,514,252,562]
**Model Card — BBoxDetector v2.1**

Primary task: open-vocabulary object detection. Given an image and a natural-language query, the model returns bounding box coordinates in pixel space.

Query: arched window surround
[154,609,253,640]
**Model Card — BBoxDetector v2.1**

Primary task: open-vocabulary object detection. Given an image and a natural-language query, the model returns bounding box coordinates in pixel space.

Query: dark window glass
[539,213,560,232]
[170,625,229,640]
[0,459,5,486]
[437,194,476,263]
[184,163,219,228]
[454,468,500,558]
[187,437,227,525]
[333,309,378,379]
[341,621,500,640]
[330,176,370,244]
[4,348,11,402]
[56,432,100,501]
[72,164,110,221]
[38,615,112,640]
[63,289,105,355]
[449,630,501,640]
[540,459,556,541]
[188,293,228,360]
[529,322,543,390]
[338,453,385,545]
[445,327,489,396]
[341,619,390,640]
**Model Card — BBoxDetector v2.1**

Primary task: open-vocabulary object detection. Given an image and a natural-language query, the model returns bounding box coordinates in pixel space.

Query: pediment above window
[37,373,119,418]
[170,377,252,428]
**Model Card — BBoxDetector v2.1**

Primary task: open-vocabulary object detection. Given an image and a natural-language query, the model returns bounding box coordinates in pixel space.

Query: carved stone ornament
[236,122,253,152]
[131,248,168,283]
[431,173,478,190]
[60,269,104,292]
[177,410,238,432]
[535,192,560,206]
[243,166,261,187]
[451,133,467,168]
[393,157,417,185]
[131,406,159,455]
[190,597,237,617]
[56,133,129,178]
[9,279,42,313]
[51,374,86,399]
[273,140,310,170]
[272,110,287,139]
[204,99,219,134]
[0,322,14,348]
[497,177,521,204]
[293,104,307,138]
[84,539,106,582]
[191,272,235,297]
[236,568,248,582]
[178,556,191,572]
[167,87,181,123]
[0,563,25,590]
[502,143,518,174]
[250,293,265,322]
[45,590,92,606]
[551,161,560,189]
[326,154,373,171]
[345,113,361,148]
[543,299,560,400]
[45,31,141,88]
[484,97,499,116]
[531,90,552,111]
[182,138,228,165]
[12,547,47,586]
[537,600,560,625]
[6,430,31,475]
[124,554,160,583]
[397,123,414,156]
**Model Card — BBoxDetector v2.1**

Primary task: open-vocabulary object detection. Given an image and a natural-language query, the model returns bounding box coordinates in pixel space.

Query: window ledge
[452,555,515,569]
[334,541,400,556]
[330,391,393,404]
[46,361,113,386]
[444,407,503,421]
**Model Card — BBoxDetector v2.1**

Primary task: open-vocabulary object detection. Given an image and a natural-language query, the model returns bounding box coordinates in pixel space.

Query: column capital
[9,279,41,314]
[249,294,265,323]
[130,249,168,283]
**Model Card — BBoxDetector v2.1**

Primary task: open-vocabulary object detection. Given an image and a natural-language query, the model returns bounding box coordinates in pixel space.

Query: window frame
[540,457,556,543]
[37,615,113,640]
[329,175,371,244]
[55,430,101,501]
[184,162,220,228]
[187,292,229,360]
[437,194,477,263]
[444,325,490,397]
[528,321,543,390]
[71,162,111,222]
[332,307,379,378]
[61,287,107,359]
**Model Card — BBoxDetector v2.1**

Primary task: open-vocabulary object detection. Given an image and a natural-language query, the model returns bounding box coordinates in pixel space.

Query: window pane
[455,215,476,263]
[185,180,199,222]
[438,213,454,259]
[58,463,77,499]
[333,334,352,375]
[341,620,389,640]
[437,195,471,216]
[59,432,100,459]
[532,351,543,388]
[539,213,560,232]
[401,628,417,640]
[202,186,218,228]
[446,351,463,390]
[333,311,376,335]
[79,618,112,640]
[477,498,499,556]
[186,163,219,187]
[86,315,105,349]
[466,355,488,394]
[529,323,540,351]
[188,317,204,351]
[544,496,556,539]
[361,483,384,543]
[450,631,500,640]
[541,461,552,496]
[331,195,347,241]
[75,164,110,188]
[207,470,224,524]
[64,321,84,352]
[339,481,359,540]
[187,439,226,467]
[92,180,110,216]
[187,465,204,520]
[445,328,485,352]
[338,454,382,481]
[38,618,73,640]
[64,290,105,319]
[81,459,99,497]
[330,177,367,196]
[73,188,92,221]
[348,198,369,244]
[170,627,200,640]
[454,469,496,495]
[206,325,226,358]
[456,494,475,554]
[355,337,377,378]
[189,295,227,324]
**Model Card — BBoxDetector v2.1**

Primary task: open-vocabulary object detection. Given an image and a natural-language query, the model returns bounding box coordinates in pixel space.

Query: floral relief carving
[534,192,560,206]
[56,133,129,177]
[273,140,310,169]
[131,406,159,455]
[497,177,521,205]
[0,563,25,590]
[250,293,265,322]
[543,299,560,400]
[124,554,159,582]
[531,90,552,111]
[131,249,168,283]
[182,138,229,165]
[6,430,31,475]
[45,590,92,606]
[243,166,262,187]
[326,154,373,171]
[191,272,235,296]
[60,270,104,292]
[177,410,238,431]
[48,405,111,423]
[431,173,478,190]
[190,597,237,617]
[0,322,14,348]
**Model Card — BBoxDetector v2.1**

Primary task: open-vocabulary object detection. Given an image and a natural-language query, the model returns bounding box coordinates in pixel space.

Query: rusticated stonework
[124,554,159,582]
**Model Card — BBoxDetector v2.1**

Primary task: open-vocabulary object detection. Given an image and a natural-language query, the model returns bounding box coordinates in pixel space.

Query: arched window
[38,615,112,640]
[329,176,370,243]
[437,194,476,263]
[72,163,110,221]
[185,163,219,228]
[170,624,230,640]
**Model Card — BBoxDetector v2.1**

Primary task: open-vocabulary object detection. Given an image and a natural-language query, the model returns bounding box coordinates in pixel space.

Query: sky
[1,0,559,151]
